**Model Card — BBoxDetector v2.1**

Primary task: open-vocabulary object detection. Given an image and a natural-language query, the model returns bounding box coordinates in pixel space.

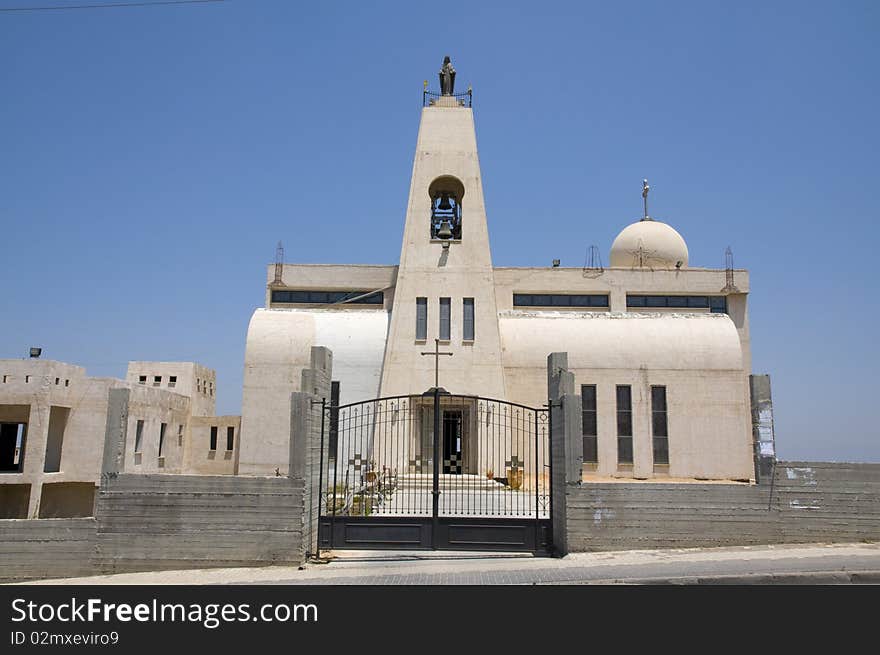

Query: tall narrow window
[616,385,633,466]
[329,381,340,457]
[158,423,166,458]
[439,297,451,340]
[416,297,428,340]
[652,386,669,466]
[581,385,598,465]
[462,298,475,341]
[226,426,235,451]
[134,420,144,453]
[210,426,218,451]
[178,424,184,447]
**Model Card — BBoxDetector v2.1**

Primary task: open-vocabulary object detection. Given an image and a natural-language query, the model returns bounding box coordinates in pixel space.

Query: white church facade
[240,73,755,483]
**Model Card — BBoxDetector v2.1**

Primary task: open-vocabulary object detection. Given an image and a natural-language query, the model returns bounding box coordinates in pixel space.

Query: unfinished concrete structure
[0,358,240,518]
[239,67,755,483]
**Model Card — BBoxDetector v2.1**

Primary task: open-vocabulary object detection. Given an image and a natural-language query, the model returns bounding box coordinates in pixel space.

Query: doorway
[442,410,462,474]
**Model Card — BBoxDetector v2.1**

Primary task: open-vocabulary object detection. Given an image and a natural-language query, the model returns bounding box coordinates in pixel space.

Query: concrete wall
[95,474,303,575]
[565,461,880,552]
[0,518,96,583]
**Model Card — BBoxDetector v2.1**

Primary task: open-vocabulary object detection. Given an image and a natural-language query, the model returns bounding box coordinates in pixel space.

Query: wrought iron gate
[317,390,552,554]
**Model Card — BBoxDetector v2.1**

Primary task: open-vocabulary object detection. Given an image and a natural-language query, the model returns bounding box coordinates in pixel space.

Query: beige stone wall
[185,416,241,475]
[126,361,216,417]
[123,384,192,474]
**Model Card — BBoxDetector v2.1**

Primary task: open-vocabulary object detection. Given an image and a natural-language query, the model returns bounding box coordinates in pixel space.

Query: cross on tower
[420,338,453,389]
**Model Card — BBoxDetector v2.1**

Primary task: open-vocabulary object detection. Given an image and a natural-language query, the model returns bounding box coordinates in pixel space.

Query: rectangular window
[270,289,384,305]
[652,386,669,466]
[210,426,218,451]
[616,385,633,465]
[134,420,144,453]
[226,426,235,451]
[626,295,727,314]
[513,293,609,308]
[462,298,475,341]
[153,375,161,387]
[581,385,598,464]
[439,297,451,340]
[138,375,146,385]
[416,297,428,340]
[329,381,340,456]
[158,423,166,458]
[168,375,177,388]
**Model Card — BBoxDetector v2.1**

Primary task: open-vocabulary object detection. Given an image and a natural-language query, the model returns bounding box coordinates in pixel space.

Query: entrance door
[442,410,462,474]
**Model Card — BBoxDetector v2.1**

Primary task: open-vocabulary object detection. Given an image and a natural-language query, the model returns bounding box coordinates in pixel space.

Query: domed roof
[609,219,689,269]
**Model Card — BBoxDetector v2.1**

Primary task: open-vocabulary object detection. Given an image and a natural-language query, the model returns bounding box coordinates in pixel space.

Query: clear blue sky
[1,0,877,461]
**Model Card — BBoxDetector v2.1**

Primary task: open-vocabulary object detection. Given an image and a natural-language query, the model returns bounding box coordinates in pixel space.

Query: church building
[240,61,755,483]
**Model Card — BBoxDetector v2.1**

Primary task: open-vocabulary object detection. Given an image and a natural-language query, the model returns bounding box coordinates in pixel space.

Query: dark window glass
[710,296,727,313]
[226,426,235,451]
[618,437,634,464]
[158,423,166,457]
[416,298,427,340]
[439,298,451,340]
[667,296,688,307]
[329,381,340,456]
[581,384,598,464]
[688,296,710,308]
[463,298,475,340]
[628,295,646,307]
[134,420,144,453]
[616,385,633,464]
[514,294,610,308]
[646,296,667,307]
[210,426,218,451]
[651,386,669,465]
[271,290,384,305]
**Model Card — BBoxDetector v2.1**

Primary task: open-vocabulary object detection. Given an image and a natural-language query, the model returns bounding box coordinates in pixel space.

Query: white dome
[609,219,689,269]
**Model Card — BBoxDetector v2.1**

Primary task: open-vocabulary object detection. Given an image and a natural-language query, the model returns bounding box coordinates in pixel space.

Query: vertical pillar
[289,346,333,560]
[100,388,130,480]
[749,374,776,485]
[548,353,582,556]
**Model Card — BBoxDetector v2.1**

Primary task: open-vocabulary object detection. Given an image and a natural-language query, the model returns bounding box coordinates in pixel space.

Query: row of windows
[1,375,71,387]
[271,290,385,305]
[627,295,727,313]
[513,293,609,308]
[133,421,234,458]
[209,426,236,452]
[137,375,214,396]
[416,297,475,341]
[581,384,669,468]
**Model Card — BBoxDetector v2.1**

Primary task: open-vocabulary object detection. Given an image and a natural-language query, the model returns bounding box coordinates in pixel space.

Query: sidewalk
[16,542,880,585]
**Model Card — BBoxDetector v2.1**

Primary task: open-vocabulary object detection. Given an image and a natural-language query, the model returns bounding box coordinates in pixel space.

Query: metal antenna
[582,244,604,278]
[722,245,739,292]
[642,179,650,220]
[273,241,284,286]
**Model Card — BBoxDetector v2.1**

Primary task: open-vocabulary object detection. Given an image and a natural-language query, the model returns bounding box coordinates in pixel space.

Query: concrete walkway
[16,542,880,585]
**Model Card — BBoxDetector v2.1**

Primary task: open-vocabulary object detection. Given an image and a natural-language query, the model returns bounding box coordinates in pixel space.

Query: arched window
[428,175,465,240]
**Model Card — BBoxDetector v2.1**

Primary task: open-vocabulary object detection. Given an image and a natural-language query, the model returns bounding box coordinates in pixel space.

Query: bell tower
[378,59,506,399]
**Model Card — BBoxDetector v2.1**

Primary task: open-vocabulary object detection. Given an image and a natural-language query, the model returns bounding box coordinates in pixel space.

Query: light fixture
[29,347,41,358]
[552,259,560,267]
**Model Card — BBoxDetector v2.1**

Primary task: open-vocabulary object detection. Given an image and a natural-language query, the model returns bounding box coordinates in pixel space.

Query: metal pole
[534,409,539,553]
[432,386,441,549]
[316,398,326,556]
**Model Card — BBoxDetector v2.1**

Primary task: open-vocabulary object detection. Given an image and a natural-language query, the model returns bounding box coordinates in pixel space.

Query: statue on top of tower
[439,56,456,95]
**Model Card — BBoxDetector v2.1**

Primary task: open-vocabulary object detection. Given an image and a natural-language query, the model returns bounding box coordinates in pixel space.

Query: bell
[437,220,453,239]
[437,193,453,211]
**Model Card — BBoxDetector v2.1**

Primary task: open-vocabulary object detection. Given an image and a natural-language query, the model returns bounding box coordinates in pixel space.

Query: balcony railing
[423,89,472,108]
